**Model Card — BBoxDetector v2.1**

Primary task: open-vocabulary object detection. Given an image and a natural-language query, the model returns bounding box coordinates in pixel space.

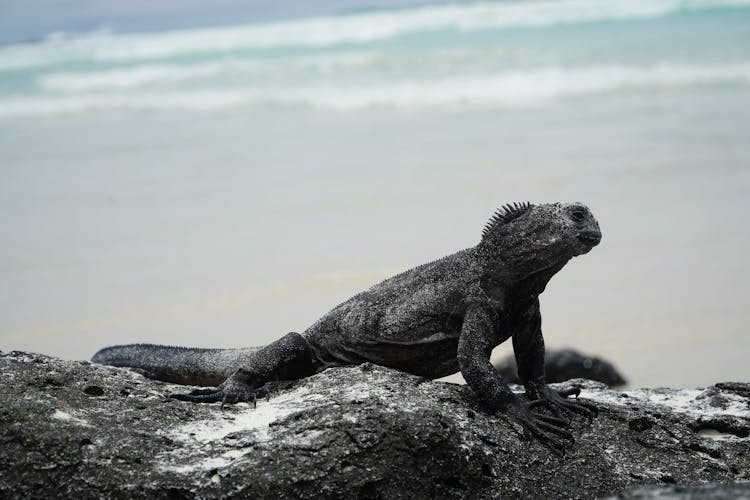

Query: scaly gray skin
[93,201,602,451]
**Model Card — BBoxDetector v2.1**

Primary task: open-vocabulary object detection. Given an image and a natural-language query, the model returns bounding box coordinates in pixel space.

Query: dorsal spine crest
[481,202,534,239]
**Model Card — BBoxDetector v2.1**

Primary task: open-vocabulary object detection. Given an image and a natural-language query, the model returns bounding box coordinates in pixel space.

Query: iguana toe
[526,383,598,424]
[170,375,259,407]
[506,400,576,454]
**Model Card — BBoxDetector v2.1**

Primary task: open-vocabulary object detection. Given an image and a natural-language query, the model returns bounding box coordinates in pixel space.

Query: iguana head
[479,201,601,279]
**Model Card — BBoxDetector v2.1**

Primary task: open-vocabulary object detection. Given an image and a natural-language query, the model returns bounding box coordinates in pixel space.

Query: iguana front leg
[457,304,574,452]
[171,332,317,407]
[512,299,598,422]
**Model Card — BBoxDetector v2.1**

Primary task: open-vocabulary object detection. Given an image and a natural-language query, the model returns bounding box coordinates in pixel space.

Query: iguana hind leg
[170,332,318,406]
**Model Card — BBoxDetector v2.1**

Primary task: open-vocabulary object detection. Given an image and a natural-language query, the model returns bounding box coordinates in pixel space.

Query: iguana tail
[91,344,261,386]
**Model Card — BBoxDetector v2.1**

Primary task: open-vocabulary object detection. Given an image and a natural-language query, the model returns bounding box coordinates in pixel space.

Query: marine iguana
[93,201,601,451]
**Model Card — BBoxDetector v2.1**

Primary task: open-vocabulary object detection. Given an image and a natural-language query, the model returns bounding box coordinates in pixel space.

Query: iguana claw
[170,373,268,408]
[170,378,296,408]
[526,383,599,423]
[505,399,575,454]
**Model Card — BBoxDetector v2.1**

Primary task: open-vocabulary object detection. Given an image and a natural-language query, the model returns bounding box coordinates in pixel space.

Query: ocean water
[1,0,749,388]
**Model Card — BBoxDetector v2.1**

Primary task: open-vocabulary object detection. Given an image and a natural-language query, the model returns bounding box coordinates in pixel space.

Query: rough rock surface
[1,350,748,499]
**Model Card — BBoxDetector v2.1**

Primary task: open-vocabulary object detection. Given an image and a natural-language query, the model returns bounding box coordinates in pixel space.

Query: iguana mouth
[577,231,601,247]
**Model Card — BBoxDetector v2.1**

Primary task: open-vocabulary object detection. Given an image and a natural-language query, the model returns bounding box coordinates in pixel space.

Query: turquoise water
[1,0,749,387]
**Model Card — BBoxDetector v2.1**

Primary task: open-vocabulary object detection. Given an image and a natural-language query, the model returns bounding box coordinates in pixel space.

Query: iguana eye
[571,209,586,222]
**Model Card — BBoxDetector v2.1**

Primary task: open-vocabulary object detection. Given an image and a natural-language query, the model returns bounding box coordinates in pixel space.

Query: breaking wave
[1,0,748,69]
[3,63,749,119]
[36,54,376,92]
[87,0,750,61]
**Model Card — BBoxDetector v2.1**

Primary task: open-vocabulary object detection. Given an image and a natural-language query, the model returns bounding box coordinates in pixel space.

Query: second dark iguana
[93,202,601,450]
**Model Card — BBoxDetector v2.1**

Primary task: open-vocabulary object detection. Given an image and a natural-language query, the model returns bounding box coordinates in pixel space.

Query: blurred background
[1,0,748,388]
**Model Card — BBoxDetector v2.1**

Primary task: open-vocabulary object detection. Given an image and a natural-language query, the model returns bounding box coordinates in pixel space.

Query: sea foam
[1,0,749,119]
[88,0,750,62]
[3,63,749,119]
[1,0,749,70]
